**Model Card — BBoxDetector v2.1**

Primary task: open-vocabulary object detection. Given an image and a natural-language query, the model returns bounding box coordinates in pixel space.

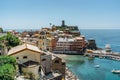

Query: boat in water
[94,65,100,68]
[111,70,120,74]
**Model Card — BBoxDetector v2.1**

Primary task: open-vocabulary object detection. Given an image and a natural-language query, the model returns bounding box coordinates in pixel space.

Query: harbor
[84,51,120,61]
[84,44,120,61]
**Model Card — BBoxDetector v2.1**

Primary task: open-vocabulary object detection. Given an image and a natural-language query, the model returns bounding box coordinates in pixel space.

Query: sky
[0,0,120,29]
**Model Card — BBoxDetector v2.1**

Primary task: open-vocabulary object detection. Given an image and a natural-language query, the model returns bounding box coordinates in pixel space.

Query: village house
[38,30,47,50]
[7,43,43,79]
[70,36,86,54]
[38,29,53,51]
[52,35,86,54]
[51,54,66,79]
[46,38,52,51]
[7,43,66,80]
[53,37,74,53]
[41,51,66,80]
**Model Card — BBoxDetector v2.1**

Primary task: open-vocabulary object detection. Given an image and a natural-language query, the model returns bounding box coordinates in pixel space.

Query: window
[42,58,46,61]
[62,63,65,65]
[54,60,59,63]
[16,57,19,59]
[23,56,27,59]
[47,48,49,51]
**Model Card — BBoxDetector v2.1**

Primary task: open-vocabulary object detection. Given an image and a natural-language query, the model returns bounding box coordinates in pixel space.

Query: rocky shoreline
[55,54,80,80]
[65,67,79,80]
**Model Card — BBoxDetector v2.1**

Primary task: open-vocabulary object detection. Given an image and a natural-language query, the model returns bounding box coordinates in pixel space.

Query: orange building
[70,37,86,54]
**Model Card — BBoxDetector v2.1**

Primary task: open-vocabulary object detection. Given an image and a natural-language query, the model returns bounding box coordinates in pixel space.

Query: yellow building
[41,28,52,38]
[38,30,52,51]
[38,31,47,50]
[8,43,43,79]
[46,38,52,51]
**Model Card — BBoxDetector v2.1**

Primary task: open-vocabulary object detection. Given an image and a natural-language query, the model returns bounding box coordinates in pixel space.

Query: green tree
[0,64,16,80]
[0,27,3,33]
[0,56,16,67]
[5,33,20,47]
[0,33,20,48]
[0,56,16,80]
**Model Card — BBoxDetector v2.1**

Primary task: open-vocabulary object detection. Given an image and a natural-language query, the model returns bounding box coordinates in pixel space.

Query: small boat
[94,65,100,68]
[111,70,120,74]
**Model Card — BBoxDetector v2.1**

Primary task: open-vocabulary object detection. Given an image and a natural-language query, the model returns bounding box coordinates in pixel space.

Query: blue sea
[80,29,120,52]
[65,29,120,80]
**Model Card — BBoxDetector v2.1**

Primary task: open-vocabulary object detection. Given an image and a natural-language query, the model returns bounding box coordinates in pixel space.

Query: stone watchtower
[61,20,65,27]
